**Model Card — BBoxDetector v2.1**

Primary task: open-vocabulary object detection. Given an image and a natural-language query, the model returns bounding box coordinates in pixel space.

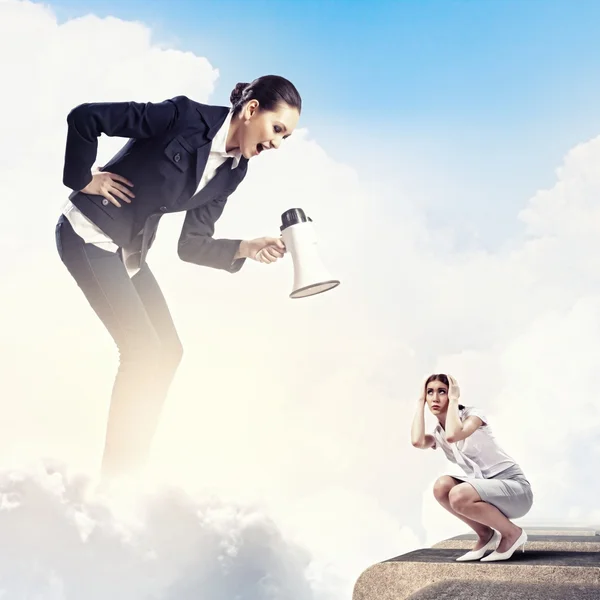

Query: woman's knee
[165,338,183,369]
[147,338,183,373]
[121,330,182,362]
[448,484,476,511]
[433,476,456,501]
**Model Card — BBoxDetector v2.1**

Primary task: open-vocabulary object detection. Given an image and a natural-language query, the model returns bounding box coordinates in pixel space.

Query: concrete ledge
[352,545,600,600]
[407,580,600,600]
[433,531,600,553]
[520,526,599,536]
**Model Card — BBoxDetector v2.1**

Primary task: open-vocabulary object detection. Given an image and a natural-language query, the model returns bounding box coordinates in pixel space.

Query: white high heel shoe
[480,528,527,562]
[455,530,499,562]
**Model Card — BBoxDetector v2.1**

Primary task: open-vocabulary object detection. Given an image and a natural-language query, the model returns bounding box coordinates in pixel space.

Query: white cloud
[1,1,600,598]
[0,463,315,600]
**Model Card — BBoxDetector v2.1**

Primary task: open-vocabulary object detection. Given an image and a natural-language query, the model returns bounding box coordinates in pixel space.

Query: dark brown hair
[230,75,302,116]
[425,374,465,410]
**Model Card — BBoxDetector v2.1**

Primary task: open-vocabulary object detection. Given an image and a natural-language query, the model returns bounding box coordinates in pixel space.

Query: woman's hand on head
[419,382,427,405]
[238,237,286,263]
[447,374,461,402]
[80,171,135,208]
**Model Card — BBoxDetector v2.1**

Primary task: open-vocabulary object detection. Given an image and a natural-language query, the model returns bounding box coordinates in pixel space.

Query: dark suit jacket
[62,95,249,273]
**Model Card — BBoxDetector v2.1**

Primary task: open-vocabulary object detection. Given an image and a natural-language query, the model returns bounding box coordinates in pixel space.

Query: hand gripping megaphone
[280,208,340,299]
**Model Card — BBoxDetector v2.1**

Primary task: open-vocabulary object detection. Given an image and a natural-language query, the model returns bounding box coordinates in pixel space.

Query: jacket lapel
[195,144,212,188]
[192,104,230,186]
[184,157,248,209]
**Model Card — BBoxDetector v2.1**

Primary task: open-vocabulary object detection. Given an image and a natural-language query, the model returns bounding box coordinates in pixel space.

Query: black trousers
[55,215,183,478]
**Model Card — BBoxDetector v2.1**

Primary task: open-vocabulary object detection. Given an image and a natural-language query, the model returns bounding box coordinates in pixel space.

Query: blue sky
[50,0,600,243]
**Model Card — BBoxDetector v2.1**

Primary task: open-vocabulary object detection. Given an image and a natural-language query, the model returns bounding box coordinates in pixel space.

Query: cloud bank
[0,463,315,600]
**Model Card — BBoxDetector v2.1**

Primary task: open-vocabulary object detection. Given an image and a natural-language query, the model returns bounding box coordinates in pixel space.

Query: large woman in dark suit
[56,75,302,479]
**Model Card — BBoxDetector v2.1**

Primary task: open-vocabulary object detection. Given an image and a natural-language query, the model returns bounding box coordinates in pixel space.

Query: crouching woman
[411,373,533,562]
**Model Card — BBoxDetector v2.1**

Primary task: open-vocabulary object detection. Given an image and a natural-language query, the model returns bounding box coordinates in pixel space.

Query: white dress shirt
[62,110,242,277]
[432,406,520,479]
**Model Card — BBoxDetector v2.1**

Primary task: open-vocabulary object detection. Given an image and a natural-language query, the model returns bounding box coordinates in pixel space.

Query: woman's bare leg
[433,476,495,551]
[448,482,523,552]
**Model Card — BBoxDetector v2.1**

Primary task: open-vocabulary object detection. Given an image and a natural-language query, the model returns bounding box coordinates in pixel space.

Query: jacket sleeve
[62,97,182,191]
[178,195,246,273]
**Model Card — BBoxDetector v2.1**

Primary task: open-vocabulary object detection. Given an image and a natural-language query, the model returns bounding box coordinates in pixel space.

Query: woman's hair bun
[230,82,249,105]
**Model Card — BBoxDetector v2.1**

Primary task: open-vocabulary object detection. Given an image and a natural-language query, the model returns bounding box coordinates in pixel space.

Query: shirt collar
[210,110,242,169]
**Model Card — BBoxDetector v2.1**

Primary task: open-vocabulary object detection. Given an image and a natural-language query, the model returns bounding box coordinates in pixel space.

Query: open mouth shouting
[255,142,270,156]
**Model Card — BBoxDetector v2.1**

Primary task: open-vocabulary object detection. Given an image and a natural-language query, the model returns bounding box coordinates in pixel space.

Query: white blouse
[432,406,521,479]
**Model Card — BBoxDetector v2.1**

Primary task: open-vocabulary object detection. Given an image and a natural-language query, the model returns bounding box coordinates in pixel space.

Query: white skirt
[450,466,533,519]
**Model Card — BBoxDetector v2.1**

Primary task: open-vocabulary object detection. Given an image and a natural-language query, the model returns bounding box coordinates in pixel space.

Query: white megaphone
[280,208,340,299]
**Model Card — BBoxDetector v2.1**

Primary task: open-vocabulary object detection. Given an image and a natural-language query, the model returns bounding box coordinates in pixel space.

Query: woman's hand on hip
[81,171,135,208]
[237,237,286,263]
